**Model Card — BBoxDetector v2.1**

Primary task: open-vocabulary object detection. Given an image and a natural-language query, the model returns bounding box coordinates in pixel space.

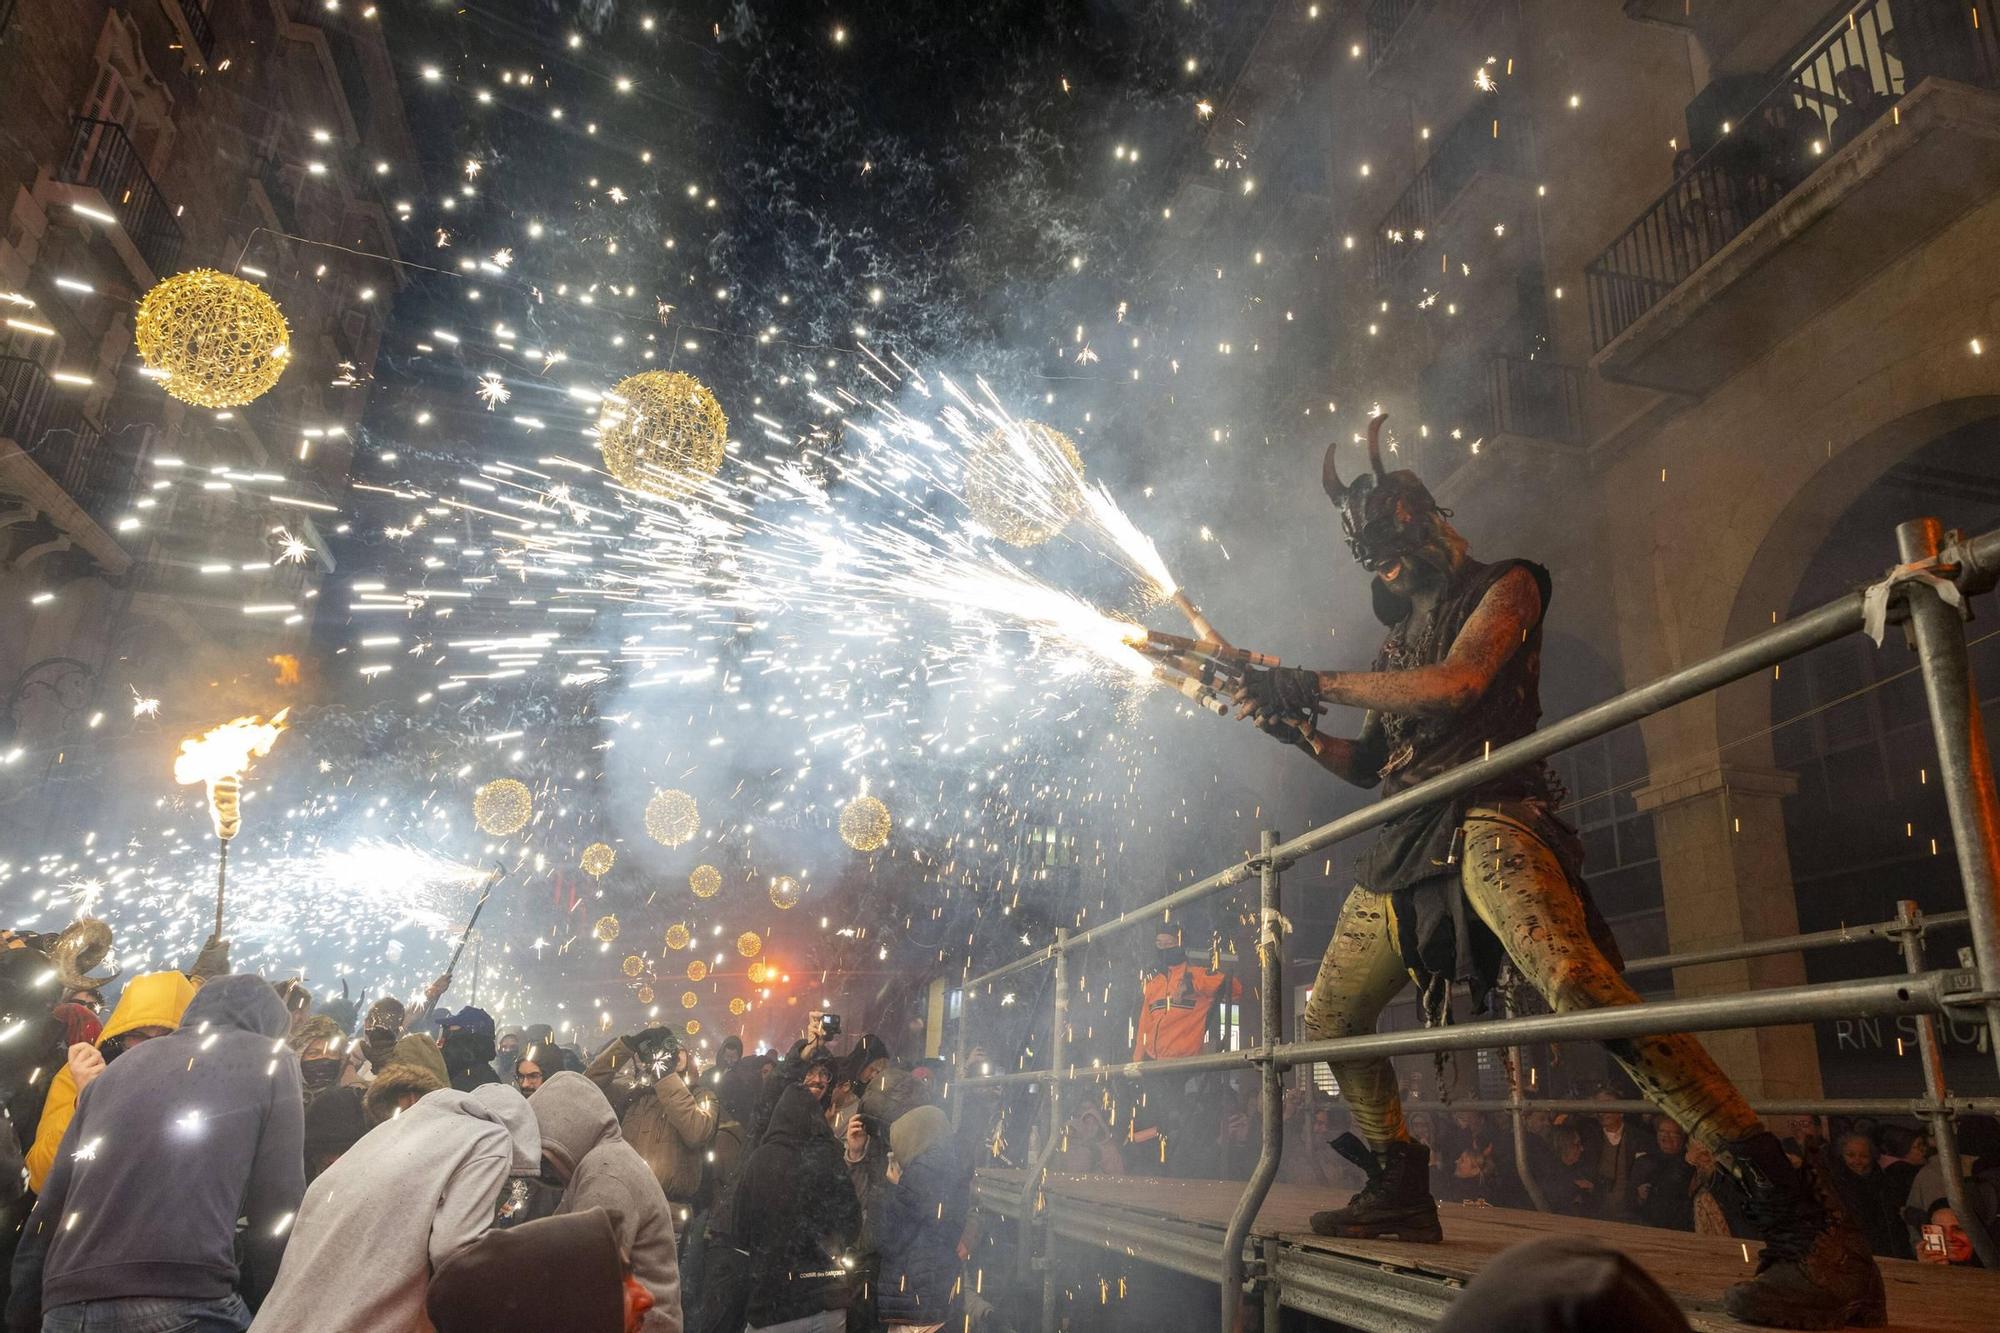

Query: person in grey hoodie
[529,1072,683,1333]
[6,973,304,1333]
[248,1080,538,1332]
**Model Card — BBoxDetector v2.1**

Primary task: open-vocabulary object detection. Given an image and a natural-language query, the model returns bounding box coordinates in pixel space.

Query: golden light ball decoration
[596,370,729,499]
[736,931,762,958]
[747,961,770,985]
[689,864,721,899]
[685,1019,701,1035]
[769,875,803,910]
[680,990,699,1010]
[645,789,701,847]
[593,914,620,943]
[965,420,1086,547]
[636,985,655,1005]
[729,997,749,1016]
[839,795,892,852]
[686,960,709,982]
[621,955,645,978]
[581,842,617,878]
[134,269,291,409]
[664,923,692,951]
[473,779,533,836]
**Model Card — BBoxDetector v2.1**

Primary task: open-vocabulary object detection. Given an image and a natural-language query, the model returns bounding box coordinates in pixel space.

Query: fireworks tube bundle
[447,862,514,977]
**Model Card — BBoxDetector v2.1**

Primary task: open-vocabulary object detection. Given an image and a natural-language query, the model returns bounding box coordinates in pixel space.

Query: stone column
[1632,760,1826,1101]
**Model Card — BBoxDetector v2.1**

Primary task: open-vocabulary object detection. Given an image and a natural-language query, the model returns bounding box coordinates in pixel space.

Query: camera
[818,1011,842,1038]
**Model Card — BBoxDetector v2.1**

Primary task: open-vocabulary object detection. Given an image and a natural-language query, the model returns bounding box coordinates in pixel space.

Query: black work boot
[1722,1132,1886,1329]
[1308,1132,1443,1242]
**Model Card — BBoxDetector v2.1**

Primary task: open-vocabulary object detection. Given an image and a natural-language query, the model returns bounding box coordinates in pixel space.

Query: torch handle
[446,863,509,976]
[214,839,228,940]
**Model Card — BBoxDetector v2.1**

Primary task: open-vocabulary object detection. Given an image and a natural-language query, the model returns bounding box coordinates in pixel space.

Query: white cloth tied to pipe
[1862,557,1965,645]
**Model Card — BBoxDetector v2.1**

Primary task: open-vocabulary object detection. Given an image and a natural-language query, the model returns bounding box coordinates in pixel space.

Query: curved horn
[51,918,115,992]
[1321,439,1348,503]
[1367,413,1389,479]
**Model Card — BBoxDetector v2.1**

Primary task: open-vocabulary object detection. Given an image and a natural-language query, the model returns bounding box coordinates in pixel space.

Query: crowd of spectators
[0,927,988,1333]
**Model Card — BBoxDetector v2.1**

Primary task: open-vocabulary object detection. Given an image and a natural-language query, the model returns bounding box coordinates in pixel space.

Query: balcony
[1373,97,1532,284]
[0,357,135,571]
[57,117,184,281]
[162,0,216,69]
[1487,354,1584,446]
[1586,0,2000,394]
[1365,0,1483,89]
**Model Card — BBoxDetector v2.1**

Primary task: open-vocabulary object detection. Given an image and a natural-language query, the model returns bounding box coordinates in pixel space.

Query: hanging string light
[596,370,728,499]
[645,789,700,847]
[473,779,533,836]
[133,269,291,408]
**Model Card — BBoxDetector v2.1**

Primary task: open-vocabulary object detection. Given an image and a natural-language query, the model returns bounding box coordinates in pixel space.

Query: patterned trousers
[1301,808,1762,1154]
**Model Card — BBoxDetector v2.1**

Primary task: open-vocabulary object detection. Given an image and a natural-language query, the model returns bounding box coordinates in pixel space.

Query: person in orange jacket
[1132,932,1241,1064]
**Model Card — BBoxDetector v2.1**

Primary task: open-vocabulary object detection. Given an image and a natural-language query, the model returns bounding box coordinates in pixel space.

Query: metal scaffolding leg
[1897,518,2000,1076]
[1223,831,1284,1332]
[1893,899,1998,1268]
[1042,927,1069,1332]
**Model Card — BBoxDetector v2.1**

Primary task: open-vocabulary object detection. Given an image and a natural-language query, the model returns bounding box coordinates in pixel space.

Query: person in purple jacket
[6,974,305,1333]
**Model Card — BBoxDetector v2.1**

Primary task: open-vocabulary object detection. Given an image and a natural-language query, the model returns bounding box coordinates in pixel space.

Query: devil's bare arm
[1298,710,1388,788]
[1318,566,1541,717]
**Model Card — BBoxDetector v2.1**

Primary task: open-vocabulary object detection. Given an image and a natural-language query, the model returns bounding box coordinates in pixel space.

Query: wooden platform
[974,1169,2000,1332]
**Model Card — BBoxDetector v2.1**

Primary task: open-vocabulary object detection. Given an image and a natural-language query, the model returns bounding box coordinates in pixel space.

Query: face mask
[301,1057,343,1091]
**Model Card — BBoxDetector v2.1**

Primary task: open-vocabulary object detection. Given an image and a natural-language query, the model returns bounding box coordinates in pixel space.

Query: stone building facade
[0,1,409,840]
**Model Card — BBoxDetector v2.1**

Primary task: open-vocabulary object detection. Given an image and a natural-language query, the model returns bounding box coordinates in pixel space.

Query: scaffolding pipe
[957,970,1969,1088]
[1620,911,1970,976]
[1895,899,1999,1268]
[1041,928,1068,1332]
[1221,831,1284,1332]
[1898,519,2000,1081]
[1503,985,1550,1213]
[1402,1096,2000,1118]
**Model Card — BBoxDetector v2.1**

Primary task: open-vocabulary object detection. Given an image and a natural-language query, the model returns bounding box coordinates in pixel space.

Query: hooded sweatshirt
[7,974,302,1326]
[26,969,195,1192]
[730,1082,860,1327]
[530,1072,683,1333]
[249,1084,539,1333]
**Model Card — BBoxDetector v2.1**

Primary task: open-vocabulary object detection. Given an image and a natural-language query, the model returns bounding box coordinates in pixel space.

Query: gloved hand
[188,934,230,981]
[1232,665,1322,744]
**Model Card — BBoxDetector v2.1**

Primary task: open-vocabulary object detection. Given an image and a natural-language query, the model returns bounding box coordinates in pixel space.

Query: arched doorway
[1765,412,2000,1097]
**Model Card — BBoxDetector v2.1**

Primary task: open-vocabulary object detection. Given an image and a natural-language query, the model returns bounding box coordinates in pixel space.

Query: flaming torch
[173,710,289,938]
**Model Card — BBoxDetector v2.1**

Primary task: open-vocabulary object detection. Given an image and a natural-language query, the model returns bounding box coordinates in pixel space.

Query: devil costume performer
[1232,418,1884,1330]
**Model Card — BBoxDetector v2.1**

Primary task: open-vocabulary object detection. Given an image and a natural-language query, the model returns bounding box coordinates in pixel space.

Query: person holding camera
[585,1026,718,1223]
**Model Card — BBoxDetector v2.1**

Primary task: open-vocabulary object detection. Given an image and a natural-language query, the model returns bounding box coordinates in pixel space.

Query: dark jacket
[731,1084,860,1327]
[428,1208,625,1333]
[875,1133,969,1326]
[7,974,304,1327]
[1632,1148,1695,1231]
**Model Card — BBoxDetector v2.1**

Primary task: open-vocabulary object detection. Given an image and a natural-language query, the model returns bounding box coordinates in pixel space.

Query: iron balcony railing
[1373,96,1530,284]
[1585,0,2000,350]
[1487,352,1583,445]
[0,356,139,532]
[166,0,216,67]
[58,117,184,280]
[952,517,2000,1329]
[1365,0,1430,77]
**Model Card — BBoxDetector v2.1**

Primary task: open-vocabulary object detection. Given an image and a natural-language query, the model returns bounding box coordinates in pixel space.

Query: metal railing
[0,358,147,531]
[1373,97,1529,283]
[58,117,184,280]
[953,518,2000,1329]
[1586,0,2000,350]
[165,0,216,68]
[1365,0,1431,77]
[1486,353,1583,445]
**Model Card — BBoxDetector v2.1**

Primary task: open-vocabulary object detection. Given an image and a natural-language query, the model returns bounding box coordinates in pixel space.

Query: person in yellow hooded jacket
[25,970,195,1192]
